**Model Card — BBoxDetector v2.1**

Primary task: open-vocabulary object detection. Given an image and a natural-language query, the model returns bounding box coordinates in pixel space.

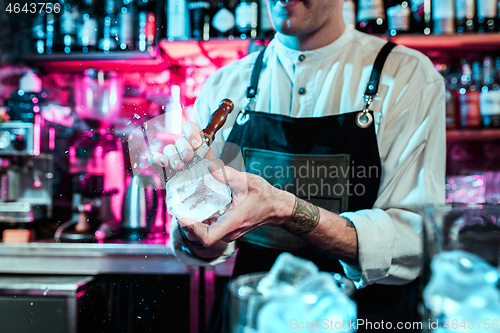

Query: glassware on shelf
[411,0,432,35]
[477,0,498,33]
[357,0,387,34]
[479,56,500,128]
[455,0,476,34]
[77,0,99,53]
[258,0,274,39]
[386,0,411,36]
[432,0,455,35]
[343,0,357,30]
[58,0,79,54]
[31,9,46,54]
[211,0,237,39]
[187,0,211,41]
[166,0,191,40]
[235,0,258,39]
[136,0,156,51]
[119,0,136,50]
[99,0,120,53]
[457,59,482,129]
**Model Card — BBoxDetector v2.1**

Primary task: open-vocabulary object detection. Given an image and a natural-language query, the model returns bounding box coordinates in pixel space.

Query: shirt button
[298,87,306,95]
[298,54,306,62]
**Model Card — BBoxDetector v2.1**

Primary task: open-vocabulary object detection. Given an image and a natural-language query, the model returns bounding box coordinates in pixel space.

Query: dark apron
[209,42,421,333]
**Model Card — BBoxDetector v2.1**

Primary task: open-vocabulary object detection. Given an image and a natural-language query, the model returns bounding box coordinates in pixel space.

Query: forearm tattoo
[344,217,355,228]
[282,197,320,235]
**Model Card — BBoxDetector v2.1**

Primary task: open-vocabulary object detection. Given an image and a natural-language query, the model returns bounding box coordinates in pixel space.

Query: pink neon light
[95,146,104,172]
[33,106,40,113]
[69,146,76,165]
[49,127,55,150]
[33,178,42,188]
[95,230,104,241]
[33,115,41,156]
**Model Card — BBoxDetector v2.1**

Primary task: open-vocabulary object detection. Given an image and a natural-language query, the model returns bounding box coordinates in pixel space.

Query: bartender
[152,0,445,331]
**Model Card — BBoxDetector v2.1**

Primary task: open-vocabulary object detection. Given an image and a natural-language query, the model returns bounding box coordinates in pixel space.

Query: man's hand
[148,121,217,171]
[179,165,359,263]
[181,166,296,247]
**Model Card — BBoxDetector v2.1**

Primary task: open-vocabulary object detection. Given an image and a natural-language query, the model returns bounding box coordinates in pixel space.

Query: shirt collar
[272,25,353,64]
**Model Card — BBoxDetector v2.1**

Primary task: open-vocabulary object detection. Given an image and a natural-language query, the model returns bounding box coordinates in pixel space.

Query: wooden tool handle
[201,99,234,145]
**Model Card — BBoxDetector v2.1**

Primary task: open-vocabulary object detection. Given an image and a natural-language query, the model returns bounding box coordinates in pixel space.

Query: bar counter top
[0,236,235,276]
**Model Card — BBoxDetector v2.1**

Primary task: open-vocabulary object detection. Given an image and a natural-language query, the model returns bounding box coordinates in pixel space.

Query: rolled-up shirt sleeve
[339,78,446,288]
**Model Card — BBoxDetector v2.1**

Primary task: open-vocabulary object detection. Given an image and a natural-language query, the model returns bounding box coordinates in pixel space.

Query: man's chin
[276,24,306,37]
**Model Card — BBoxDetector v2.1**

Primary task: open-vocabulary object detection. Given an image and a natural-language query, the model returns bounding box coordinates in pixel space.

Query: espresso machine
[55,126,122,242]
[55,69,125,242]
[0,71,57,240]
[0,121,54,226]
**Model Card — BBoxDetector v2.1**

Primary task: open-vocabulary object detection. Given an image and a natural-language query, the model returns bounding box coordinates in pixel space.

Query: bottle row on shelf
[16,0,500,56]
[21,0,276,55]
[23,0,157,55]
[350,0,500,36]
[441,55,500,130]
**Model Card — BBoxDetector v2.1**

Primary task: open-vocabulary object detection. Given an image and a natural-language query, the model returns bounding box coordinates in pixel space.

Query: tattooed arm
[282,197,359,263]
[183,168,359,264]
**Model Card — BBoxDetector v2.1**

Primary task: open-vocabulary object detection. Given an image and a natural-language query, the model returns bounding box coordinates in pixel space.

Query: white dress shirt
[171,25,446,288]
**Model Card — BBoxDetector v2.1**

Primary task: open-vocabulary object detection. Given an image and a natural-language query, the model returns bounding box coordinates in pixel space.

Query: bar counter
[0,237,235,333]
[0,238,234,276]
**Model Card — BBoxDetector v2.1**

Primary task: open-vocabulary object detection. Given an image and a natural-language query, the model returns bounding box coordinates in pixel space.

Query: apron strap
[245,41,397,102]
[246,47,267,100]
[364,41,397,97]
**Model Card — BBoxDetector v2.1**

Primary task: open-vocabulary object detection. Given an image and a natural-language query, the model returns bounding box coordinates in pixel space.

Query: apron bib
[210,42,421,333]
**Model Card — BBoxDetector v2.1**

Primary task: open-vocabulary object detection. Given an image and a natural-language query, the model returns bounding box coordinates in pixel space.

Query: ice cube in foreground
[423,250,500,328]
[256,252,319,297]
[253,254,356,333]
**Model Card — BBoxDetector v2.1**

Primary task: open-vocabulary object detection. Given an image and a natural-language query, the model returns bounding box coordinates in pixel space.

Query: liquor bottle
[58,0,79,53]
[439,64,459,129]
[167,0,190,40]
[119,0,136,50]
[235,0,258,39]
[477,0,497,33]
[432,0,455,34]
[77,0,98,53]
[447,71,461,129]
[411,0,432,34]
[45,12,55,54]
[458,59,481,128]
[137,0,156,51]
[188,0,211,40]
[211,0,236,39]
[100,0,119,52]
[480,56,500,128]
[343,0,357,29]
[455,0,476,34]
[258,0,274,39]
[31,10,46,54]
[356,0,387,34]
[386,0,411,36]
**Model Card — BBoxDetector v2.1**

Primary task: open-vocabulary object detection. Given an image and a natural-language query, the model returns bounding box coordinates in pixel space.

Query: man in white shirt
[152,0,445,330]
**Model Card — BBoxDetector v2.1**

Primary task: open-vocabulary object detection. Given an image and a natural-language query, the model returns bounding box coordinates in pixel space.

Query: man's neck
[277,22,346,51]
